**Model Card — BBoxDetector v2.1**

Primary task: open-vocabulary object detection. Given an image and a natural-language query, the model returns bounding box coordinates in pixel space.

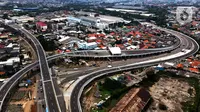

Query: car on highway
[181,49,186,52]
[107,65,112,68]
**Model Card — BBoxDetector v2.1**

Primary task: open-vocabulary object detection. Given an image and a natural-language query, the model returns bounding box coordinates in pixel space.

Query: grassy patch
[94,78,129,111]
[89,70,200,112]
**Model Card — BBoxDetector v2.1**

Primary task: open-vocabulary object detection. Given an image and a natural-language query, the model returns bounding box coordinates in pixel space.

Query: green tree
[37,35,58,51]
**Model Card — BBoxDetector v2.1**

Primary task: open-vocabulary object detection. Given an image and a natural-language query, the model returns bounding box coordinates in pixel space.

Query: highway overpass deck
[69,24,199,112]
[0,21,196,112]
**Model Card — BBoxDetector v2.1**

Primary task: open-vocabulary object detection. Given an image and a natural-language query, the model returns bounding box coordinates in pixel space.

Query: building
[0,57,20,66]
[66,16,81,23]
[75,41,97,50]
[36,21,47,32]
[50,17,67,22]
[98,15,126,24]
[79,16,121,29]
[96,22,109,30]
[11,16,35,23]
[126,45,139,50]
[0,57,20,75]
[4,19,13,25]
[80,16,99,27]
[77,11,126,23]
[76,11,129,29]
[110,88,151,112]
[108,47,121,55]
[80,15,124,29]
[58,36,70,43]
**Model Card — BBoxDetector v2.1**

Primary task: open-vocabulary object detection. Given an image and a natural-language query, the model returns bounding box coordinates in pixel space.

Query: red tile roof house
[36,21,48,32]
[192,21,198,27]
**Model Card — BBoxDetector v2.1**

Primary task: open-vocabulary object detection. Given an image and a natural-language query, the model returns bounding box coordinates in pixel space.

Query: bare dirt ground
[82,83,99,112]
[9,80,37,112]
[24,101,34,112]
[147,77,195,112]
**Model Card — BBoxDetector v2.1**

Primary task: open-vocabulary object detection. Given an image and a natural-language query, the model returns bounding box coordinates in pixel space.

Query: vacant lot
[148,77,196,112]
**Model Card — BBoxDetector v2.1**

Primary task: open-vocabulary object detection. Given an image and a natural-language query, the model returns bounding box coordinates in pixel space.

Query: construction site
[81,67,198,112]
[81,67,151,112]
[7,76,37,112]
[148,77,196,112]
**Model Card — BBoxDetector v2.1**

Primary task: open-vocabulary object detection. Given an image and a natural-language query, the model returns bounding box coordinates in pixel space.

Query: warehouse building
[11,16,35,23]
[75,40,97,50]
[66,16,81,23]
[108,47,121,55]
[110,88,151,112]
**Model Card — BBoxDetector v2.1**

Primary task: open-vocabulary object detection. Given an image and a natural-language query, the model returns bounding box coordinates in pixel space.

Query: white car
[74,68,78,70]
[107,65,112,68]
[181,49,186,52]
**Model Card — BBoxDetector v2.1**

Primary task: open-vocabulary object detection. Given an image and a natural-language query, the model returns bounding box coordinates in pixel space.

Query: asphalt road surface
[20,28,61,112]
[0,21,197,112]
[69,26,199,112]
